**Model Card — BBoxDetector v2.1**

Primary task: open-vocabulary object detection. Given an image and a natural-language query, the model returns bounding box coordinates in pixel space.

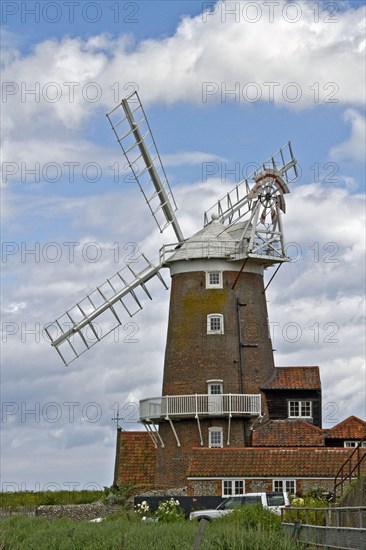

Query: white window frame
[288,400,312,419]
[273,479,296,494]
[222,479,245,497]
[344,440,366,448]
[207,314,224,334]
[208,381,223,395]
[209,427,223,448]
[206,271,223,289]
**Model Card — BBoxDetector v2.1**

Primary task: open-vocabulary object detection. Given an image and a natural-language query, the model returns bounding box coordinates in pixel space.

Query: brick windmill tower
[46,92,298,487]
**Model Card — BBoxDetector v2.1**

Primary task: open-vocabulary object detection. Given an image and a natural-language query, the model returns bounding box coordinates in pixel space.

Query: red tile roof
[261,367,321,390]
[187,448,366,478]
[252,420,324,447]
[115,431,156,486]
[325,416,366,440]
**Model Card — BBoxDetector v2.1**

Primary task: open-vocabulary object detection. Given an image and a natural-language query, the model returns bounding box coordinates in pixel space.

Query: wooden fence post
[193,518,208,550]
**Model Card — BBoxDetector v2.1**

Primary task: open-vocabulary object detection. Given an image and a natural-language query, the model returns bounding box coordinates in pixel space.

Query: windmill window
[206,271,223,289]
[207,314,224,334]
[209,427,223,448]
[288,400,312,419]
[208,383,223,395]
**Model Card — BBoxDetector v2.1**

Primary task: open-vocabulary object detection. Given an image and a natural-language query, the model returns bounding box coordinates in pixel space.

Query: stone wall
[189,480,219,496]
[36,503,120,521]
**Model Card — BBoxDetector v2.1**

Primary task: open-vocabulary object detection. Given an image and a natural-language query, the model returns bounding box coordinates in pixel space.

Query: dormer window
[206,271,223,289]
[207,314,224,334]
[288,400,312,419]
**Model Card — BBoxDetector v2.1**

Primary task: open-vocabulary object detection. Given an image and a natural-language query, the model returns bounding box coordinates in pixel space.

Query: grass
[0,506,302,550]
[0,491,104,509]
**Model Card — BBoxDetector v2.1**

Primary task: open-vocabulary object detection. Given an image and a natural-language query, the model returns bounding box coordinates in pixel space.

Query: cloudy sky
[1,0,365,492]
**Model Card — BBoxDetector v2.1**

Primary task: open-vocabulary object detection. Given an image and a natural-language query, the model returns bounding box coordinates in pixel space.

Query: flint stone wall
[36,503,120,521]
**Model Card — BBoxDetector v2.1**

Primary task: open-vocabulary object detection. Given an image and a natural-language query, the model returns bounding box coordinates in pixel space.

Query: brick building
[113,218,366,496]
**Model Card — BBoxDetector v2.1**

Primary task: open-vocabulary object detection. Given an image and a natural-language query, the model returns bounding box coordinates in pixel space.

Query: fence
[282,506,366,550]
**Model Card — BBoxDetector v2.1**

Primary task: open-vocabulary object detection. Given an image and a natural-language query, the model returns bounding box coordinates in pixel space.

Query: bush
[155,498,185,523]
[217,504,281,531]
[103,483,135,506]
[283,494,329,526]
[134,500,152,520]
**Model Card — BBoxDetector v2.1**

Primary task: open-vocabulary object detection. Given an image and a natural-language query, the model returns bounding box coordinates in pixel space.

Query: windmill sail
[45,254,168,365]
[107,92,184,243]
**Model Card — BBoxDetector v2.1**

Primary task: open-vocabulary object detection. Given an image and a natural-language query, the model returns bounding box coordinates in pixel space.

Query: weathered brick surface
[162,270,275,398]
[155,418,251,485]
[114,430,156,487]
[155,269,276,485]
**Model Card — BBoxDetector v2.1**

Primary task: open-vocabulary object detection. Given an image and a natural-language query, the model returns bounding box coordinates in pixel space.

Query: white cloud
[330,109,366,163]
[1,1,365,139]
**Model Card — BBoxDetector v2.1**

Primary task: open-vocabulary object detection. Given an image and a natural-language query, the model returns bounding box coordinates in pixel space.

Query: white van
[189,492,290,520]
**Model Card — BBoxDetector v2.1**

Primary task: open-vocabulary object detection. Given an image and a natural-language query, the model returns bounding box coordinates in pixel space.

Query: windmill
[45,91,298,486]
[45,91,297,365]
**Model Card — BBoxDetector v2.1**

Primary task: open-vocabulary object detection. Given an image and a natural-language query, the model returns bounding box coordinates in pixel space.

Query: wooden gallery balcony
[139,394,261,422]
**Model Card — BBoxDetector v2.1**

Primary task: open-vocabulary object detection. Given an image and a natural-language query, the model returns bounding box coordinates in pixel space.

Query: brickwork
[155,418,249,486]
[162,269,275,398]
[114,430,156,487]
[153,266,276,486]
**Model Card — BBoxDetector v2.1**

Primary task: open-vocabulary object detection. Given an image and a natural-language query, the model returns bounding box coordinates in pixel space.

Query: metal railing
[159,239,287,265]
[139,393,261,421]
[282,506,366,549]
[334,435,366,499]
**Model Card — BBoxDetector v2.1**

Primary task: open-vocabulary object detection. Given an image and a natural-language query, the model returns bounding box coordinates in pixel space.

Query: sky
[1,0,365,492]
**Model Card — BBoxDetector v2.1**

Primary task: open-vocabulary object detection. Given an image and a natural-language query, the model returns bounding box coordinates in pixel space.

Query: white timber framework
[203,142,298,263]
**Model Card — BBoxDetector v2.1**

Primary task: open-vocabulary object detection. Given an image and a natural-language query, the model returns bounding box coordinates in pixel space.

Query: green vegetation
[218,503,282,531]
[283,494,330,526]
[0,491,104,509]
[103,484,136,506]
[0,506,302,550]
